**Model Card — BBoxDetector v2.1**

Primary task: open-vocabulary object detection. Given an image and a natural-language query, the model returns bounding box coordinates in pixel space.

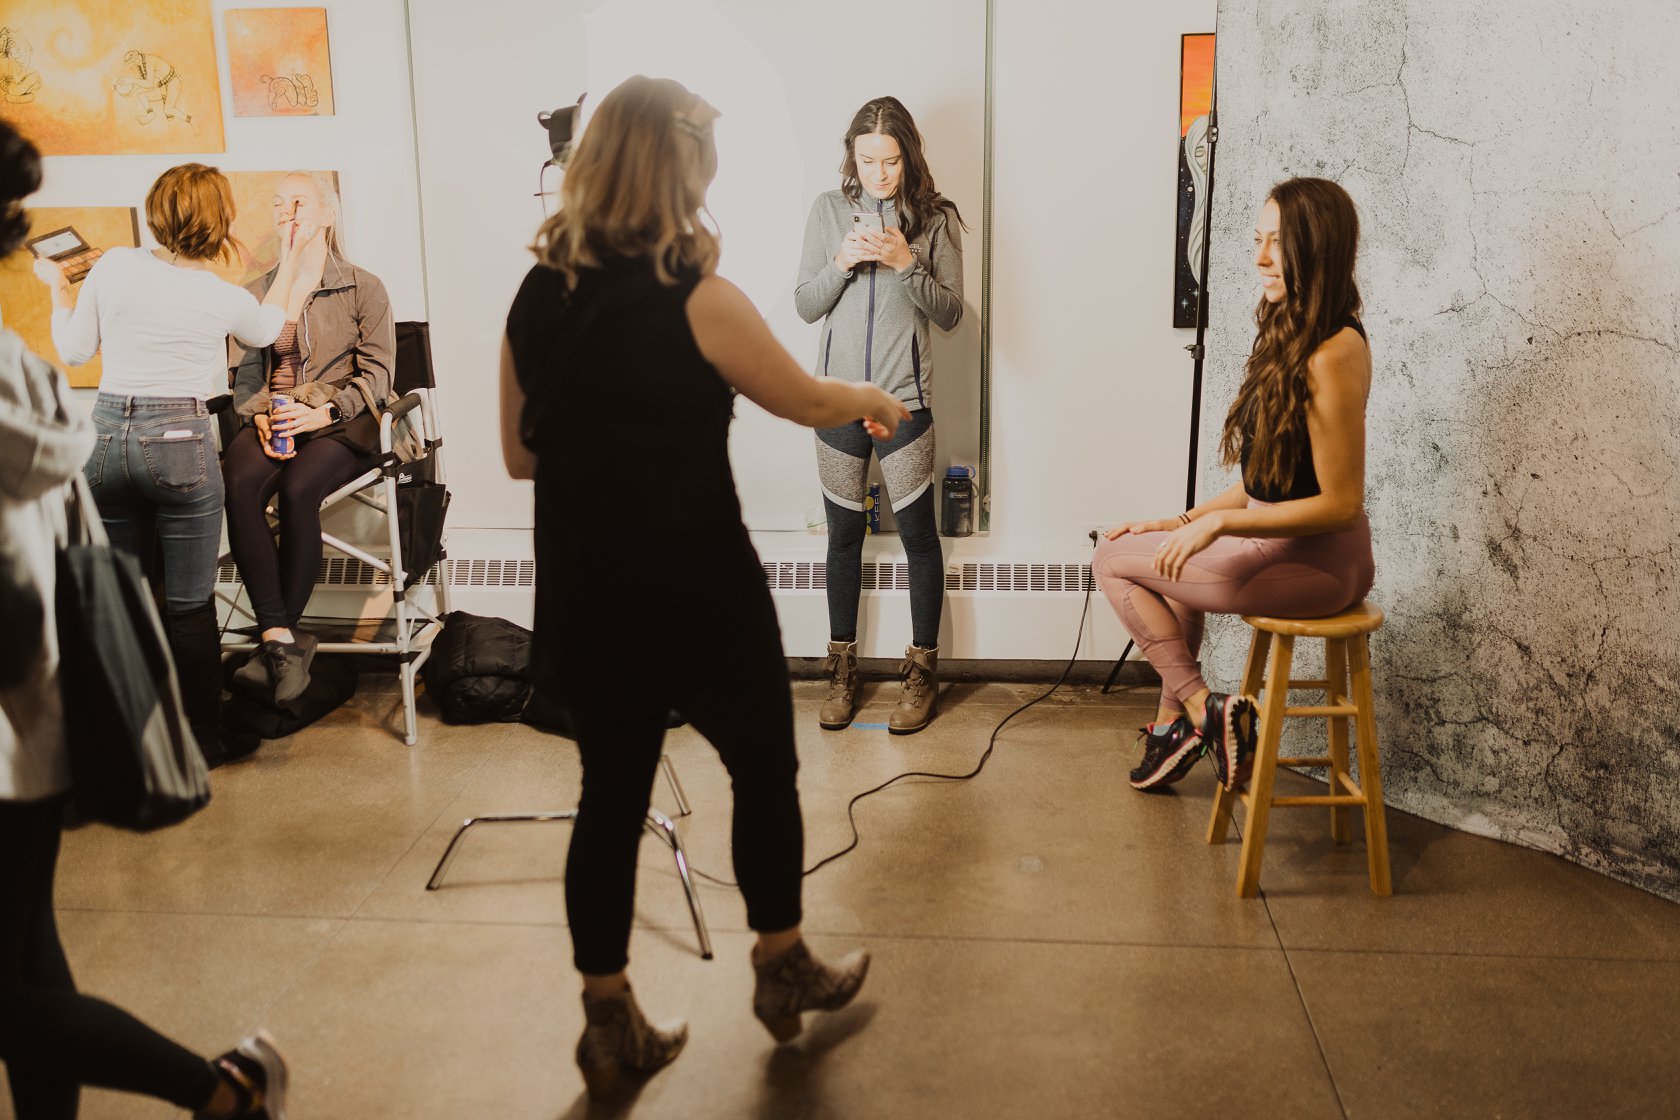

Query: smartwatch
[326,402,343,423]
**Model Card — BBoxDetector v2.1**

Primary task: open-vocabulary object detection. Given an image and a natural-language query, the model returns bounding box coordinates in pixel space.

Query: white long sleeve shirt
[50,247,284,399]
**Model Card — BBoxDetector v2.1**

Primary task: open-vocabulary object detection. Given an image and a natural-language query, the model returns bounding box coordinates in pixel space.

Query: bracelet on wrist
[1178,512,1192,525]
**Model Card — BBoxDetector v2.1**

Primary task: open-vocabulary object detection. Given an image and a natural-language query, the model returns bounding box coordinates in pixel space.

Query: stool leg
[1208,629,1271,844]
[1349,634,1393,896]
[1235,634,1292,897]
[1326,636,1353,844]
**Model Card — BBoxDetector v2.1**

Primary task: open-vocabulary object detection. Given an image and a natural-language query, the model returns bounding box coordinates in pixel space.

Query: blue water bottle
[268,394,294,456]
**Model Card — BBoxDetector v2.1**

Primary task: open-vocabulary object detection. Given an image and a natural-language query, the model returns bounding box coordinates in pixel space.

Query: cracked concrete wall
[1201,0,1680,897]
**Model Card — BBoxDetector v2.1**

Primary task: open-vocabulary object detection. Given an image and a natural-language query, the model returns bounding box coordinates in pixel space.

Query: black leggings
[0,798,218,1118]
[223,425,369,631]
[556,554,804,975]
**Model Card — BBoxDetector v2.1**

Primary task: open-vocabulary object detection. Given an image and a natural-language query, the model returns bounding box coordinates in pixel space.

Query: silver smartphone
[851,211,885,234]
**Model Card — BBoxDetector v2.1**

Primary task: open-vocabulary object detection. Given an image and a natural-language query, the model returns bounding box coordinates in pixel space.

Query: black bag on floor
[222,653,359,740]
[420,611,532,723]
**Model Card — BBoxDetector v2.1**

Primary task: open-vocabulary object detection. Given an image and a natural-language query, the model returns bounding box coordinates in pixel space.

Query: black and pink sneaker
[1203,693,1258,791]
[204,1030,288,1119]
[1128,716,1204,791]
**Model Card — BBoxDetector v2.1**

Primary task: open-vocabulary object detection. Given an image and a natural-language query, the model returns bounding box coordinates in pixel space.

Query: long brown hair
[1219,177,1362,495]
[531,75,721,288]
[839,96,963,243]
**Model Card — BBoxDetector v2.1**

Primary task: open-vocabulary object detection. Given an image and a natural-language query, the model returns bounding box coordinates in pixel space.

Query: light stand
[1101,78,1219,695]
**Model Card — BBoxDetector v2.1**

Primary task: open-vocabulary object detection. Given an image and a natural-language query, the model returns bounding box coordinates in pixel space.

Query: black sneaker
[1128,715,1204,791]
[1203,692,1258,791]
[205,1029,288,1119]
[264,632,318,707]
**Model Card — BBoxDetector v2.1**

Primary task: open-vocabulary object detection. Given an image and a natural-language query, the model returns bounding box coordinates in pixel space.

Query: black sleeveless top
[1239,315,1366,503]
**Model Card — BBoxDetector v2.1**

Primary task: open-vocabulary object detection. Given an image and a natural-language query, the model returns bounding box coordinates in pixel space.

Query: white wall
[404,0,985,537]
[24,0,427,327]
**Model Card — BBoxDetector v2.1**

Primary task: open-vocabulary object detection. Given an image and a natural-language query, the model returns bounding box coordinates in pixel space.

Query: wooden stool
[1207,601,1392,898]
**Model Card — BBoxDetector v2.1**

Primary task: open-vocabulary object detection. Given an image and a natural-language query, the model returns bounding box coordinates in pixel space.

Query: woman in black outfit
[499,76,907,1100]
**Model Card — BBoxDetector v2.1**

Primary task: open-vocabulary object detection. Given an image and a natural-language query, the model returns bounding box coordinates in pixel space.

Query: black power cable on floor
[687,532,1102,888]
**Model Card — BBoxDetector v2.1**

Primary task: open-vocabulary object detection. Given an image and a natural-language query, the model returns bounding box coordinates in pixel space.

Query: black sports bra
[1239,315,1366,503]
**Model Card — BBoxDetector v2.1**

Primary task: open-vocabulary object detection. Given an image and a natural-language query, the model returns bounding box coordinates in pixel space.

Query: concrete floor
[31,672,1680,1119]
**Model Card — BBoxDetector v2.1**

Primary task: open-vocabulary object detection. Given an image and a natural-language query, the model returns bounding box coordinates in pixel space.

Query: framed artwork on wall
[0,207,142,388]
[225,8,335,117]
[1174,32,1214,328]
[0,0,224,155]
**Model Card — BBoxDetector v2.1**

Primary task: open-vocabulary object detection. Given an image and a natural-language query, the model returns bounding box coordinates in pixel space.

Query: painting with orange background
[213,170,341,290]
[0,207,141,388]
[0,0,223,155]
[225,8,335,117]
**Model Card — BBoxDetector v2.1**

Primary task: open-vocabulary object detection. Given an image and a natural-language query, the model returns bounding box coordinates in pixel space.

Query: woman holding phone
[794,95,965,735]
[223,171,395,706]
[38,162,307,769]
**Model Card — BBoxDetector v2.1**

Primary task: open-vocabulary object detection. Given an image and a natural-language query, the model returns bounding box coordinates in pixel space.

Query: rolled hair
[1219,177,1362,495]
[145,163,240,263]
[531,75,720,288]
[0,118,42,257]
[839,96,964,244]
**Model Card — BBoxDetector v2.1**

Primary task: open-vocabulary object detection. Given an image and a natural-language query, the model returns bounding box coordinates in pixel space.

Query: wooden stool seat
[1208,599,1393,897]
[1242,601,1385,639]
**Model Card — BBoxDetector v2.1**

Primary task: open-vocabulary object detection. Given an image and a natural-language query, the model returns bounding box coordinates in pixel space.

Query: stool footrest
[1334,773,1365,799]
[1283,703,1359,718]
[1279,755,1332,767]
[1271,794,1368,808]
[1285,679,1333,690]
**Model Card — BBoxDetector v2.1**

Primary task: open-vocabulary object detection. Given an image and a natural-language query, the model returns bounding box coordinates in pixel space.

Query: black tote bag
[55,473,210,831]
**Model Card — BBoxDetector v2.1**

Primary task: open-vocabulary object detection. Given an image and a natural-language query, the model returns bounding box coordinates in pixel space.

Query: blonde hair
[531,75,720,287]
[145,163,238,263]
[277,170,345,256]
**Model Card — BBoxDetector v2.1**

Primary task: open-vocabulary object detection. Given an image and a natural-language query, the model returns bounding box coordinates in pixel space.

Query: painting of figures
[0,0,224,155]
[0,207,141,388]
[225,8,335,117]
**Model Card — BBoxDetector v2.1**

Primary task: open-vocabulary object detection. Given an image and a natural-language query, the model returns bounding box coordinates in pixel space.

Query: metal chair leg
[425,807,713,960]
[644,809,713,960]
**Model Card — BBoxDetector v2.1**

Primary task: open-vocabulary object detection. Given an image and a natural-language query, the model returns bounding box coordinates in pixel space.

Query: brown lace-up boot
[888,644,939,734]
[574,986,688,1100]
[818,639,860,730]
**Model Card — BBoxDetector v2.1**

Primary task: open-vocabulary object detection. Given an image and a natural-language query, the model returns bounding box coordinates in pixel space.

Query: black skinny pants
[0,798,217,1118]
[223,426,369,631]
[556,555,804,975]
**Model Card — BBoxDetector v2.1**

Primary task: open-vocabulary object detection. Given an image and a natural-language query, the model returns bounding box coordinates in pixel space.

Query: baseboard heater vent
[757,560,1093,593]
[217,557,1088,594]
[216,557,535,589]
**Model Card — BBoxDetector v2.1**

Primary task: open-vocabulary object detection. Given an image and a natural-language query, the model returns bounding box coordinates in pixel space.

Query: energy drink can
[268,394,294,456]
[863,482,880,535]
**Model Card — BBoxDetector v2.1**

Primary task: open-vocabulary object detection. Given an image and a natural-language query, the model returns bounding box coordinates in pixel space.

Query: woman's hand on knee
[1105,517,1179,541]
[1152,514,1226,580]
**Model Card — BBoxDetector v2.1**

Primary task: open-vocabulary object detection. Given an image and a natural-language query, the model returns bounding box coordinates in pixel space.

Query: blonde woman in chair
[1092,177,1375,794]
[223,172,395,705]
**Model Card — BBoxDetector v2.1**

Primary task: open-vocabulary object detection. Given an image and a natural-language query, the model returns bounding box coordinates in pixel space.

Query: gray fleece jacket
[794,189,963,411]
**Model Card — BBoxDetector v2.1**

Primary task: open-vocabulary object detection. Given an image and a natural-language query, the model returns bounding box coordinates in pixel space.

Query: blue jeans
[85,395,222,615]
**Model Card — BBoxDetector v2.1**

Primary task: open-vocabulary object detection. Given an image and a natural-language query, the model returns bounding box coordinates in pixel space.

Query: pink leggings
[1092,504,1374,715]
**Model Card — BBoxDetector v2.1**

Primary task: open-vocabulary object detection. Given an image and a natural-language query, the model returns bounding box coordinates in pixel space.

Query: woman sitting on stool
[224,171,395,704]
[1092,177,1375,793]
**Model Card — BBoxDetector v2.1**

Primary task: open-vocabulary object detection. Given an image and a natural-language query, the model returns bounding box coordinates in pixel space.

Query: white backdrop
[405,0,985,531]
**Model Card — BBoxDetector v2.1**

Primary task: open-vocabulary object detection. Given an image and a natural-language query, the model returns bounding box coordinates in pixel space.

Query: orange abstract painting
[1180,33,1215,137]
[0,207,141,388]
[225,8,334,117]
[213,170,341,290]
[0,0,223,155]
